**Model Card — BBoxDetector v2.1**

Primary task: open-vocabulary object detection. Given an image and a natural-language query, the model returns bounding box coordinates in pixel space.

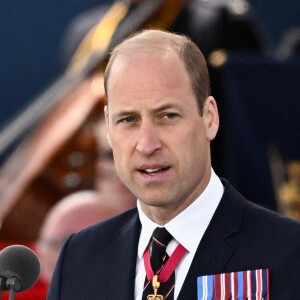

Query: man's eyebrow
[152,103,184,114]
[110,110,138,122]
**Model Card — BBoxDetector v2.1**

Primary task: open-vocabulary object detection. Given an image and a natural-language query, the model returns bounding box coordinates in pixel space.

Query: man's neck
[139,171,211,225]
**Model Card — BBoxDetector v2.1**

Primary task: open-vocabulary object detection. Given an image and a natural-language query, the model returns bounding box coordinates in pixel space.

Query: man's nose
[136,122,161,156]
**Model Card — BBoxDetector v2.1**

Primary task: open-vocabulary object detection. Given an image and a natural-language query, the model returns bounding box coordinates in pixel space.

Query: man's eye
[164,113,177,119]
[123,116,135,123]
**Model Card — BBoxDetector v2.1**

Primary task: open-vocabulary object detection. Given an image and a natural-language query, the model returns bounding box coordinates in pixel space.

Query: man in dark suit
[47,30,300,299]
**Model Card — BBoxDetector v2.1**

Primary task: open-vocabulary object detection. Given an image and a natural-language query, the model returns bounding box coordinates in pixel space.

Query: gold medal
[147,275,164,300]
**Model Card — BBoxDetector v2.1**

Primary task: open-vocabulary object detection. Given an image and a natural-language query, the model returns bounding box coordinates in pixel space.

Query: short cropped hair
[104,29,210,115]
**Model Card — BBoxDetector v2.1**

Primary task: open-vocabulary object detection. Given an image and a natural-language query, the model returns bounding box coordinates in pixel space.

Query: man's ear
[203,96,219,141]
[104,105,112,148]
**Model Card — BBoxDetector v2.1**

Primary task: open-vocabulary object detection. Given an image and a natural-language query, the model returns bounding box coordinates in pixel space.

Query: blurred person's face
[37,193,118,284]
[105,52,218,224]
[95,119,136,209]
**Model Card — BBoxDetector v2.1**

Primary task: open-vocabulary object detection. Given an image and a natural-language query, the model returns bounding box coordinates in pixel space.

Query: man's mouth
[139,167,170,176]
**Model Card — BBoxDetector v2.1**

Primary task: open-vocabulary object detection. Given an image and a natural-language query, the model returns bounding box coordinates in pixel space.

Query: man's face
[105,51,218,222]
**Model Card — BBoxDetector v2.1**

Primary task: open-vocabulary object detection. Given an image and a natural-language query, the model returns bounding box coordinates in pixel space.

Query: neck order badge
[143,243,187,299]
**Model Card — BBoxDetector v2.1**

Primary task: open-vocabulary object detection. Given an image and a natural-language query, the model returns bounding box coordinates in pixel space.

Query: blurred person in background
[36,190,120,284]
[94,117,137,212]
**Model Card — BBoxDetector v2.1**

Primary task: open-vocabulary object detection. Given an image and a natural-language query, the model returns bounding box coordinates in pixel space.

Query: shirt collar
[137,168,224,259]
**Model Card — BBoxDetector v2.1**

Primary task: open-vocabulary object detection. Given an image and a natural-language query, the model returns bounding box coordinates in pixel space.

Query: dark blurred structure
[170,0,269,57]
[277,27,300,59]
[250,0,300,47]
[220,54,300,212]
[62,0,269,65]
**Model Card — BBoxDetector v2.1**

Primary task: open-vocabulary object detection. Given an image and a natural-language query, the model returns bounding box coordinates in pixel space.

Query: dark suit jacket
[47,179,300,299]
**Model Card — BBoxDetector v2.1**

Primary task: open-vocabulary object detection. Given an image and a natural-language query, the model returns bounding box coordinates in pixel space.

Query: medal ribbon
[143,243,187,283]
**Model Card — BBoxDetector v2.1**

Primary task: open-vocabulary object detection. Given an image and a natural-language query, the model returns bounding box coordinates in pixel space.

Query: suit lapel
[178,179,247,299]
[104,210,141,300]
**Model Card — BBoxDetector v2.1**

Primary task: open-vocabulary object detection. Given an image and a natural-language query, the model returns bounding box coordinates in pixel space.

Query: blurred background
[0,0,299,298]
[0,0,299,133]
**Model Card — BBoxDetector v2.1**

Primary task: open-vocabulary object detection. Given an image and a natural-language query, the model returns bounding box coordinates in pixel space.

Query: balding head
[37,190,118,283]
[104,29,210,115]
[39,191,117,241]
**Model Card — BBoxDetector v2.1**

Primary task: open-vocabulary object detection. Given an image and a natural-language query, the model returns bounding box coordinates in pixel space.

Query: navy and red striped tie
[142,227,175,300]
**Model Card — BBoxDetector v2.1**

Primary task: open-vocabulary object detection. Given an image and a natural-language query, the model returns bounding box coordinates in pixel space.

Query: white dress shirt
[134,169,224,300]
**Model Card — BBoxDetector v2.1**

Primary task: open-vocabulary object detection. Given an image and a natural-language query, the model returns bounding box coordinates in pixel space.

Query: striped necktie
[142,227,175,300]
